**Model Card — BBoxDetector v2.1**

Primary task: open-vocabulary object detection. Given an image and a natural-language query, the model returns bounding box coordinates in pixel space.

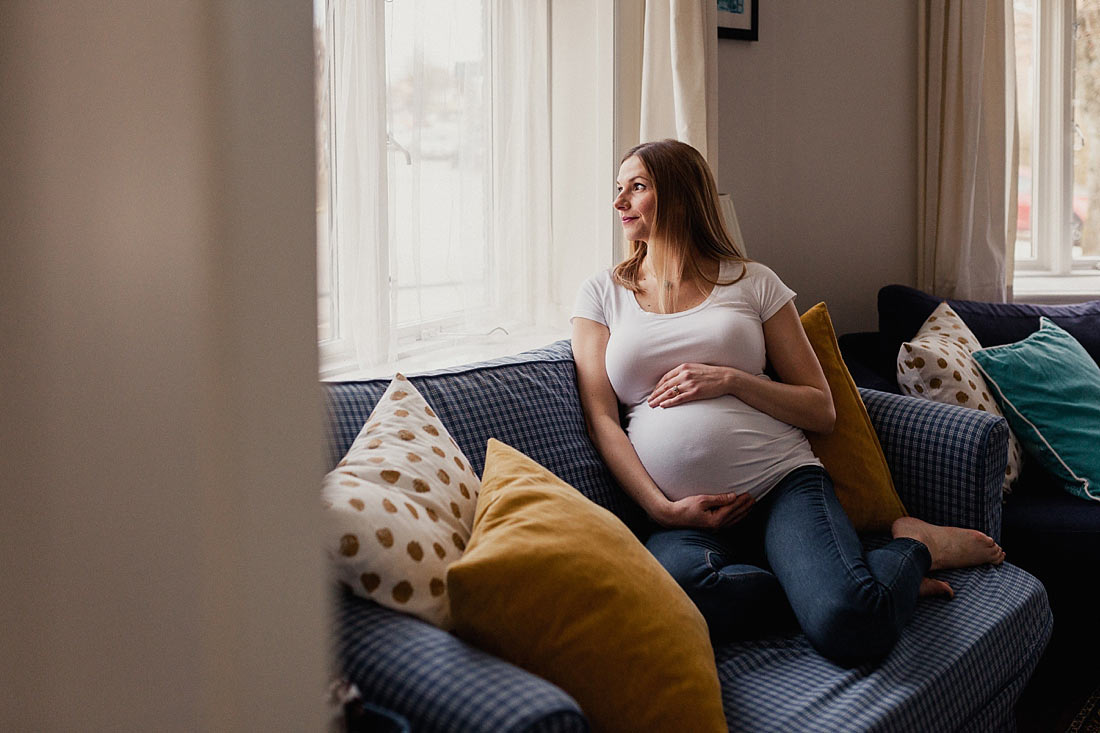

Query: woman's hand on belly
[656,490,755,530]
[648,362,741,409]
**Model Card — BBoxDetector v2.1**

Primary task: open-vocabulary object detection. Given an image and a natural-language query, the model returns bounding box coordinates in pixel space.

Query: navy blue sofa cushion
[877,284,1100,368]
[1001,458,1100,635]
[324,340,1051,732]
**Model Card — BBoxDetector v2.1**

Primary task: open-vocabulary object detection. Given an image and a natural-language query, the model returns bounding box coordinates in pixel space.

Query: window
[1013,0,1100,275]
[313,0,557,378]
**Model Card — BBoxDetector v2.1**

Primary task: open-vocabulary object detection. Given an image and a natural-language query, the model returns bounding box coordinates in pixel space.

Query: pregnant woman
[570,139,1004,666]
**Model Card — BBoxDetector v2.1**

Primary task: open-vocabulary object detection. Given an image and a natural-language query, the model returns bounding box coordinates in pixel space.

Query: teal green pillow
[972,317,1100,502]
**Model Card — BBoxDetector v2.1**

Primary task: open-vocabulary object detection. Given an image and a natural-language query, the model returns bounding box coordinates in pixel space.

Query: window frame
[316,0,360,376]
[1018,0,1099,275]
[315,0,566,379]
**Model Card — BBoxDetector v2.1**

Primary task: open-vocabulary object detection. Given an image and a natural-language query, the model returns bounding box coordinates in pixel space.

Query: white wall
[716,1,918,333]
[0,3,326,730]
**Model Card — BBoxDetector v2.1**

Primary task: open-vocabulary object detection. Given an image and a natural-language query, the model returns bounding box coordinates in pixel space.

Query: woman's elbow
[813,398,836,435]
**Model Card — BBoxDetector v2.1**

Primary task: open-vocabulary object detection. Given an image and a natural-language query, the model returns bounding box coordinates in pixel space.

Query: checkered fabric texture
[324,340,651,534]
[324,341,1051,732]
[861,388,1008,543]
[335,587,587,733]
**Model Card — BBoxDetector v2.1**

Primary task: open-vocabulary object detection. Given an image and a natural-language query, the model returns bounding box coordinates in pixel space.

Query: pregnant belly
[626,395,815,501]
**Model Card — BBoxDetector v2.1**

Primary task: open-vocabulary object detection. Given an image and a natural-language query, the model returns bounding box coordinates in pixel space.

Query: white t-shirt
[571,260,821,501]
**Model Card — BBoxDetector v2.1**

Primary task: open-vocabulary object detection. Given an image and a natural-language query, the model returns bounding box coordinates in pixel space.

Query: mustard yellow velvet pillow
[800,302,907,533]
[447,439,727,733]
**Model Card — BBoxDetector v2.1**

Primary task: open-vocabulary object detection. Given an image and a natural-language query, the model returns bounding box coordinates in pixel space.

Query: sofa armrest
[860,388,1008,542]
[335,590,589,733]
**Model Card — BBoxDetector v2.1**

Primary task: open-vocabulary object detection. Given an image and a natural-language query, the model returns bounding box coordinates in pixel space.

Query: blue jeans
[645,465,931,666]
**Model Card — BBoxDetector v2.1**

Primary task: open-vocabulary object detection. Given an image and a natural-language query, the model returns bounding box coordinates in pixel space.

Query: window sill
[320,325,571,382]
[1013,270,1100,304]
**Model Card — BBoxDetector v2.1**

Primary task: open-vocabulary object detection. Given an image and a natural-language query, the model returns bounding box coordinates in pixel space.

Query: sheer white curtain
[490,0,551,329]
[331,0,389,368]
[385,0,492,344]
[918,0,1017,301]
[324,0,551,374]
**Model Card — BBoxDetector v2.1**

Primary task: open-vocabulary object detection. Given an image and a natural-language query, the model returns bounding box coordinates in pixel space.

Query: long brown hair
[612,139,748,312]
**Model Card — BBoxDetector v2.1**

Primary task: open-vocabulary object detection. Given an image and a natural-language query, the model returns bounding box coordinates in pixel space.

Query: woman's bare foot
[892,517,1005,571]
[919,577,954,598]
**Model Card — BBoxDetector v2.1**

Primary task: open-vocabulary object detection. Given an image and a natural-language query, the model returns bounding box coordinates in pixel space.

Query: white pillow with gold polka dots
[322,374,480,628]
[896,302,1023,494]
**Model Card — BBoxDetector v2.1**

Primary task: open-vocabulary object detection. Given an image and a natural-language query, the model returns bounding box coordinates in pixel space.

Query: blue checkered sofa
[325,340,1052,732]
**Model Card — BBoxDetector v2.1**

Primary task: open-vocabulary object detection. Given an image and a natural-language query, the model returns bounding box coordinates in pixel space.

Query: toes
[919,577,954,598]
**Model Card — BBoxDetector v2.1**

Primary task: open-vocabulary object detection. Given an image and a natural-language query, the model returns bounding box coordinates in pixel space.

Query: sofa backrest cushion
[878,285,1100,367]
[324,340,651,536]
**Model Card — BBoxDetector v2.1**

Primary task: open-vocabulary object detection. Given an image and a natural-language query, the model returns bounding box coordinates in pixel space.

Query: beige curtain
[628,0,718,166]
[918,0,1017,301]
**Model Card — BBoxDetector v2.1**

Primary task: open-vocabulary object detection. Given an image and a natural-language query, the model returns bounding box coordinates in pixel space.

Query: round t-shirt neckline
[627,260,729,318]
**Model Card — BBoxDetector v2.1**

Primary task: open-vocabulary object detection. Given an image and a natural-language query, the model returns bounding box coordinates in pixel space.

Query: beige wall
[0,3,326,730]
[716,1,918,333]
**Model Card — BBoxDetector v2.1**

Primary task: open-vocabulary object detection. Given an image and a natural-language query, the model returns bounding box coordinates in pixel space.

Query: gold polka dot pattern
[339,534,359,557]
[320,373,482,629]
[392,581,413,603]
[896,302,1023,493]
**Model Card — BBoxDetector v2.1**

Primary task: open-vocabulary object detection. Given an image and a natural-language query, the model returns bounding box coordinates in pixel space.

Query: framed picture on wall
[717,0,758,41]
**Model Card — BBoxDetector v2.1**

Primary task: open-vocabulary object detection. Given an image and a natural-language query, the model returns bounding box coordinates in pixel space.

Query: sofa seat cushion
[714,558,1051,732]
[325,340,650,535]
[1002,476,1100,646]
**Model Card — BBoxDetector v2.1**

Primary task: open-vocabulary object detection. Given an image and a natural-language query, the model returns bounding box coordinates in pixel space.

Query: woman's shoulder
[573,267,621,318]
[719,259,783,285]
[578,267,617,295]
